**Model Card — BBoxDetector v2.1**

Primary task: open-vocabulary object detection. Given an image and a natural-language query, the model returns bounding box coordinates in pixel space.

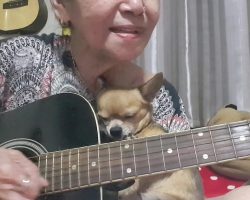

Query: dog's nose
[110,126,123,139]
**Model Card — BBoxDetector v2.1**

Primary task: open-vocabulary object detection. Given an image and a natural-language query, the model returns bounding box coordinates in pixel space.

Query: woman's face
[61,0,160,61]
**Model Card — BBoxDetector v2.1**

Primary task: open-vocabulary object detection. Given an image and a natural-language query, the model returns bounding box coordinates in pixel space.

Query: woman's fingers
[0,148,48,200]
[0,189,33,200]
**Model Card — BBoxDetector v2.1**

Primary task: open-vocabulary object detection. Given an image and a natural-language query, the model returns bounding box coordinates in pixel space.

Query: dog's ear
[138,72,163,102]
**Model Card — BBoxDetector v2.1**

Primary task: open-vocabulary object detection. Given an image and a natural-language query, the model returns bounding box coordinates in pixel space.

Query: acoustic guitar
[0,93,249,200]
[0,0,48,34]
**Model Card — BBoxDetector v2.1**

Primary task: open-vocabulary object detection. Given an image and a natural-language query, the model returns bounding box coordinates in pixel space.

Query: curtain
[138,0,250,127]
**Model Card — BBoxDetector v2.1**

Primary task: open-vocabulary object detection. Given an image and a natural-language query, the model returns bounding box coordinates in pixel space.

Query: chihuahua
[97,73,203,200]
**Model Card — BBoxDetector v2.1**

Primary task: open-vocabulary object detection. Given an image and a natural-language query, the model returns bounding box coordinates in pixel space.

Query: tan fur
[97,73,203,200]
[207,107,250,125]
[208,107,250,181]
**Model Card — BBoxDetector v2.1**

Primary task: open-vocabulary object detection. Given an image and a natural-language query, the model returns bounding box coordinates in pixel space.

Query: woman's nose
[119,0,145,16]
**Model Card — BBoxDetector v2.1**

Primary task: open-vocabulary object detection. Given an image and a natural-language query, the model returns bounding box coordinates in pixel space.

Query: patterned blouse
[0,34,190,199]
[0,34,189,132]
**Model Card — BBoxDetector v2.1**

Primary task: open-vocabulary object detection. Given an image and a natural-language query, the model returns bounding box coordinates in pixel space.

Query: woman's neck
[69,37,126,94]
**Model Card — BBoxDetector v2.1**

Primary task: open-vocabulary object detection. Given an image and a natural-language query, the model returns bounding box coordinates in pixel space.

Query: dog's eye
[98,114,107,121]
[98,116,109,125]
[124,114,134,119]
[99,115,107,121]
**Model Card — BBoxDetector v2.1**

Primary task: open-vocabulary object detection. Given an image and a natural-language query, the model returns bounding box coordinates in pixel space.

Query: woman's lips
[109,26,144,39]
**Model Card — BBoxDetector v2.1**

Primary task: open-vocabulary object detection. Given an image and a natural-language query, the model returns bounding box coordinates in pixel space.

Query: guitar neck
[36,120,250,195]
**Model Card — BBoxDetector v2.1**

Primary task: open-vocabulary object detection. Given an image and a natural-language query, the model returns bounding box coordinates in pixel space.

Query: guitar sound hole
[3,0,28,10]
[13,147,39,164]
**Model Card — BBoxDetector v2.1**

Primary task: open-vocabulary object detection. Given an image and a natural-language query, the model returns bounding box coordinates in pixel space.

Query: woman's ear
[50,0,70,24]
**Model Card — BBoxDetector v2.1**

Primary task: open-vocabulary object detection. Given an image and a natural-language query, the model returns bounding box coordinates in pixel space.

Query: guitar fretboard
[35,120,250,195]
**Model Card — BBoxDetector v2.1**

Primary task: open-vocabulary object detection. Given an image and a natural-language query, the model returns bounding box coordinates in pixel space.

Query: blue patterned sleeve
[151,79,190,133]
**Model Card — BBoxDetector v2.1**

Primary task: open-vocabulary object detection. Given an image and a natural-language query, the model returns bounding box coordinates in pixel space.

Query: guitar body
[0,93,117,200]
[0,0,48,34]
[0,94,249,200]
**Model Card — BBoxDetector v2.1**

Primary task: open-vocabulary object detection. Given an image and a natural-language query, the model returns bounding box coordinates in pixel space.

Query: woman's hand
[0,148,48,200]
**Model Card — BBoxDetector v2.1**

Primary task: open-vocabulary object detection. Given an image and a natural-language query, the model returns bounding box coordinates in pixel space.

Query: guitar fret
[190,130,199,165]
[147,136,166,173]
[121,140,136,178]
[88,146,99,184]
[38,154,47,194]
[193,128,217,165]
[97,146,101,184]
[61,151,70,190]
[69,149,79,188]
[132,141,137,176]
[145,138,151,173]
[52,152,62,192]
[228,124,238,158]
[110,142,123,180]
[175,132,198,168]
[160,135,167,171]
[44,154,48,193]
[161,135,180,170]
[99,144,111,183]
[208,127,217,162]
[109,143,112,181]
[174,134,182,168]
[120,142,124,179]
[78,148,89,187]
[134,138,150,175]
[210,125,235,161]
[230,123,250,157]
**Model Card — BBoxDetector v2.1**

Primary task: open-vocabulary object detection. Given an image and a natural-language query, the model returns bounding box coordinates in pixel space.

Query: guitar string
[42,136,250,193]
[39,135,250,176]
[41,147,250,191]
[33,121,250,162]
[35,126,250,172]
[35,129,250,190]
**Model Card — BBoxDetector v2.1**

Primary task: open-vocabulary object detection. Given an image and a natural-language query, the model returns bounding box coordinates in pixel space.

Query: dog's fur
[97,73,203,200]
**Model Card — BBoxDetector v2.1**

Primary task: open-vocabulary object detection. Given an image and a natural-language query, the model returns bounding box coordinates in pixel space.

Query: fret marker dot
[126,168,132,174]
[124,144,130,149]
[91,162,96,167]
[72,165,77,170]
[240,136,246,141]
[198,132,204,137]
[203,154,209,159]
[167,148,173,154]
[210,176,218,181]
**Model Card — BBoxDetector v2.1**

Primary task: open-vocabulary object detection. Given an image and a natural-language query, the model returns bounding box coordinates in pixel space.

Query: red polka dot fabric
[200,166,245,198]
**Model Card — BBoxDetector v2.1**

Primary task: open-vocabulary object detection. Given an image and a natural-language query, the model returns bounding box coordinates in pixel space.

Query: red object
[200,166,245,198]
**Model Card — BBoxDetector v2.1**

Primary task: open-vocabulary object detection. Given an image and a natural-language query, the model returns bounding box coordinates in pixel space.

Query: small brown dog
[97,73,203,200]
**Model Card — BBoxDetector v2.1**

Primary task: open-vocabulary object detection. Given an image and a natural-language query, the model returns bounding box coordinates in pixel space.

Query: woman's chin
[112,52,141,61]
[103,35,147,61]
[105,46,145,62]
